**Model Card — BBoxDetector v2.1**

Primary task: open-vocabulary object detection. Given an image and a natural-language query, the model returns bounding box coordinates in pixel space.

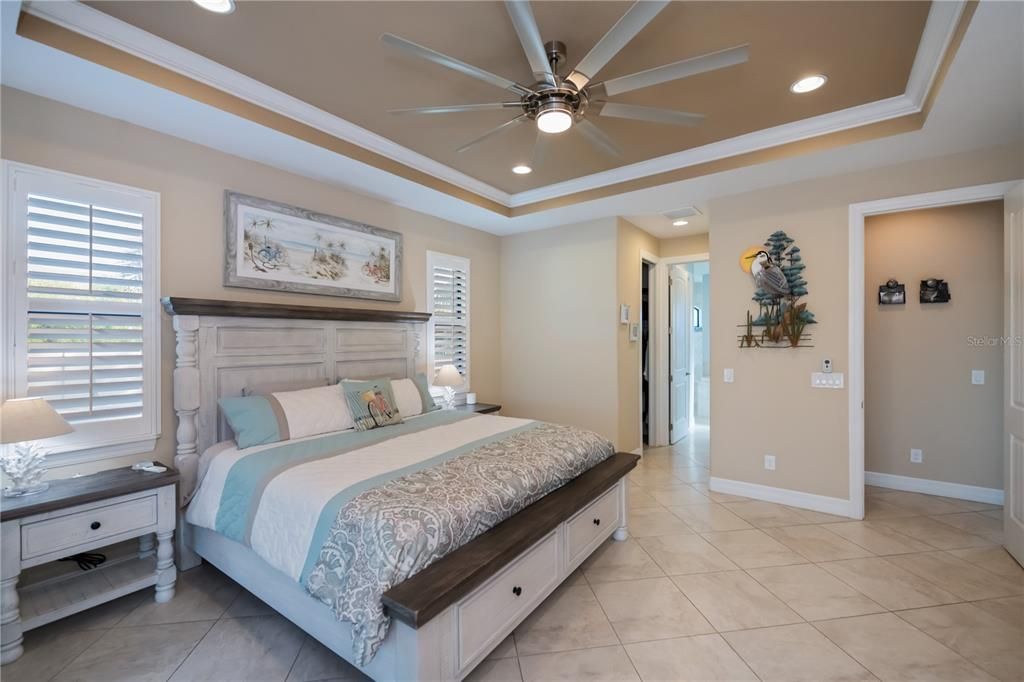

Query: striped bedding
[186,410,614,664]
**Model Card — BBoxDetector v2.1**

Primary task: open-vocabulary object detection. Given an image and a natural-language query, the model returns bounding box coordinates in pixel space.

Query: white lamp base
[1,441,49,497]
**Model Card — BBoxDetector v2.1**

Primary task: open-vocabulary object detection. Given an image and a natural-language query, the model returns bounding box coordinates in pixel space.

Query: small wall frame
[878,279,906,305]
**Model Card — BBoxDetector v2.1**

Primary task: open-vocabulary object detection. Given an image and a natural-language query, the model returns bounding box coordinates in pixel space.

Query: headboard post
[172,314,201,506]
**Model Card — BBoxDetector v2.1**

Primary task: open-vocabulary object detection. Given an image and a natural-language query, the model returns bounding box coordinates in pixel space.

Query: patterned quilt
[186,411,614,664]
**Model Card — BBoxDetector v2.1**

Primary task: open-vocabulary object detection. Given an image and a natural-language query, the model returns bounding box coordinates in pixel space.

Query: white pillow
[272,384,354,438]
[391,378,425,417]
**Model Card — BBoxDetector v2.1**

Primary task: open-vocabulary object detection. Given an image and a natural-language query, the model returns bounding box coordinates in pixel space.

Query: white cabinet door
[670,266,692,444]
[1004,181,1024,566]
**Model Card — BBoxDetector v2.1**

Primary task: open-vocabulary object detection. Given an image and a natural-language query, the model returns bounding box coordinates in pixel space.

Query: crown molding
[21,0,512,208]
[19,0,966,214]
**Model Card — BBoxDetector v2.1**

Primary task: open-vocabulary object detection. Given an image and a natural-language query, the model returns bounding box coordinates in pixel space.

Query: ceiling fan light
[512,165,532,175]
[191,0,235,13]
[790,74,827,94]
[536,109,573,134]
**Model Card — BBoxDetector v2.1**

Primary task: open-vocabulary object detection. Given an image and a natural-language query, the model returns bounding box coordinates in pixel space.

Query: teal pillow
[342,378,404,431]
[412,373,440,413]
[219,395,287,449]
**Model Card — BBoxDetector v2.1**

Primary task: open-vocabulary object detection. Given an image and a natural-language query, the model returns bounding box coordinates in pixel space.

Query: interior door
[1004,181,1024,566]
[670,266,692,444]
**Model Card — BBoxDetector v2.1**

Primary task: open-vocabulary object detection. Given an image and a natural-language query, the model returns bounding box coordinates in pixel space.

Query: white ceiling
[2,0,1021,238]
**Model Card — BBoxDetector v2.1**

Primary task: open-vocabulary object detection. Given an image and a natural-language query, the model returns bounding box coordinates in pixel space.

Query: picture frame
[224,190,402,301]
[920,278,951,303]
[878,279,906,305]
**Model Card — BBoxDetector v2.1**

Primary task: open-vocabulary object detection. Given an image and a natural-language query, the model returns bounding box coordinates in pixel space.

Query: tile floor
[4,432,1022,681]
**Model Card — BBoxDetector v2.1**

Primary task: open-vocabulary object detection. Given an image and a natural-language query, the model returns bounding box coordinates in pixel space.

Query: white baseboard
[865,471,1004,505]
[709,477,856,518]
[631,448,644,456]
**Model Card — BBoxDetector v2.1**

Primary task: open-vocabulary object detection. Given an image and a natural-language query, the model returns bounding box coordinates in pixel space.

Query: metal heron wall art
[738,230,817,348]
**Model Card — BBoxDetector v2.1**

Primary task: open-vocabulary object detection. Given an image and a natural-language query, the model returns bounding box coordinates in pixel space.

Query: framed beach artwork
[224,191,402,301]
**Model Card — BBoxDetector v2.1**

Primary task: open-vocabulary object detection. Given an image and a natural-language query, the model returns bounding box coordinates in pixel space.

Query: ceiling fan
[381,0,749,160]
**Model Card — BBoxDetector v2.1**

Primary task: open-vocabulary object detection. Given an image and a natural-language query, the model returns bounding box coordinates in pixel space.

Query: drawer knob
[512,586,522,597]
[593,518,601,526]
[90,521,101,530]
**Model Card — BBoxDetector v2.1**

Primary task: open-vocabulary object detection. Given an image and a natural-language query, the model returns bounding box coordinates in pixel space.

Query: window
[3,162,160,464]
[426,250,470,392]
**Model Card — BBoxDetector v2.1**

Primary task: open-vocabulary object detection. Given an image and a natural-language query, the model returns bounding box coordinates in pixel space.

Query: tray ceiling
[84,1,930,194]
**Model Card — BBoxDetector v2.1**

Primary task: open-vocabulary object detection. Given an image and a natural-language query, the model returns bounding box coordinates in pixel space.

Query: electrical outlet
[910,448,923,464]
[971,370,985,385]
[724,368,735,383]
[764,454,776,471]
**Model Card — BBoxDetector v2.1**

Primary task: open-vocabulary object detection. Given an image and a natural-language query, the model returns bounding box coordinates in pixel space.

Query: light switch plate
[724,368,735,383]
[764,454,776,471]
[910,448,923,463]
[971,370,985,385]
[811,372,844,389]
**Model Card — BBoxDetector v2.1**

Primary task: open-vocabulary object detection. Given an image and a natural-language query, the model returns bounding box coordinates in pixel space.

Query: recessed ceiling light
[191,0,235,14]
[790,75,827,94]
[672,219,689,226]
[511,165,532,175]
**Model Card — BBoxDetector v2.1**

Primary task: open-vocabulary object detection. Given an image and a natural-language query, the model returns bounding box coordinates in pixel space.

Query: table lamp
[433,364,463,410]
[1,398,72,497]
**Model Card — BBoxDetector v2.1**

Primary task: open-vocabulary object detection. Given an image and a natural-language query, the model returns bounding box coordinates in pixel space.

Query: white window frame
[2,161,161,466]
[425,250,470,394]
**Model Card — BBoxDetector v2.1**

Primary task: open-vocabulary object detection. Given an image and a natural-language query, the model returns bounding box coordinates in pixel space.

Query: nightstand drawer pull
[90,521,101,530]
[512,585,522,597]
[593,518,601,526]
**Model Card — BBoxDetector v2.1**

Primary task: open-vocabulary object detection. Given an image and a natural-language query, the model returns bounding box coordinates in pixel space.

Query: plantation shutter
[24,194,146,424]
[427,252,470,386]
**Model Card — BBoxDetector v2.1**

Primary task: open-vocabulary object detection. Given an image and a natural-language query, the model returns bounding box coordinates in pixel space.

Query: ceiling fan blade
[531,129,550,169]
[381,33,533,96]
[595,44,750,97]
[456,115,528,153]
[598,102,705,126]
[576,119,621,157]
[505,1,556,86]
[566,0,670,91]
[390,103,522,115]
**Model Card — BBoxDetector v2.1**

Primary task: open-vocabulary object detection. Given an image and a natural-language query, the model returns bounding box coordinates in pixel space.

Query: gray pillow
[241,377,330,397]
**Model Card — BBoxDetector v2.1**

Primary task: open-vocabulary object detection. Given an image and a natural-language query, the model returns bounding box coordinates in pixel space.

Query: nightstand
[453,402,502,415]
[0,463,178,665]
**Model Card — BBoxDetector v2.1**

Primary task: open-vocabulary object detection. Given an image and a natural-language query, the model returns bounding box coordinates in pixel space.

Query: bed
[162,297,637,681]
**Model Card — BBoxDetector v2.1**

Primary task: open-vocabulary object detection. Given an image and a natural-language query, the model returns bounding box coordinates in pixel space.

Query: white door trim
[650,253,710,447]
[848,180,1017,520]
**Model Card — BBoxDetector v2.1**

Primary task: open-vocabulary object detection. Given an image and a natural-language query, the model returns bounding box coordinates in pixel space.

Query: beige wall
[660,233,709,258]
[1,87,502,479]
[865,202,1004,489]
[500,218,620,446]
[616,219,660,453]
[709,143,1022,500]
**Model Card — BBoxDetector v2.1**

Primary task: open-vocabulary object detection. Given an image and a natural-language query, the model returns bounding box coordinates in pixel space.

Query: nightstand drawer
[21,495,159,560]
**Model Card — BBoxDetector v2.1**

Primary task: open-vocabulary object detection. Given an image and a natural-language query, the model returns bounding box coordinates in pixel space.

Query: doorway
[667,260,710,445]
[849,181,1022,565]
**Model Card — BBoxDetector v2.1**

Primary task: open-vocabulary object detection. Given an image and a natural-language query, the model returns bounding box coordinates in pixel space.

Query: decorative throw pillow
[342,379,404,431]
[219,384,353,449]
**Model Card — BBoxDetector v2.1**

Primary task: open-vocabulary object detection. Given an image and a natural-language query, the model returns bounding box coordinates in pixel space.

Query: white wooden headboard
[163,298,429,505]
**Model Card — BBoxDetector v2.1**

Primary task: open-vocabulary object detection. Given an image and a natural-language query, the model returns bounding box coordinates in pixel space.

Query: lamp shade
[1,398,73,444]
[433,364,463,388]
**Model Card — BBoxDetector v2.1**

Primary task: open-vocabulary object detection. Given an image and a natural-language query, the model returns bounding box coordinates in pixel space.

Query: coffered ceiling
[82,1,929,193]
